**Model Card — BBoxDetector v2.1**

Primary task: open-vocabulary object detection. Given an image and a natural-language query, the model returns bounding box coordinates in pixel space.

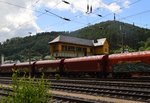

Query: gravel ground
[51,90,145,103]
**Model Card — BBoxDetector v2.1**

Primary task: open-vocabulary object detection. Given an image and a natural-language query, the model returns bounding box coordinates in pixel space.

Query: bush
[0,72,52,103]
[55,74,60,80]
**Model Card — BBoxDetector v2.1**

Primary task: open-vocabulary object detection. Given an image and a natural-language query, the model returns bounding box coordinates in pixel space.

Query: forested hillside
[0,31,68,61]
[0,20,150,61]
[71,20,150,52]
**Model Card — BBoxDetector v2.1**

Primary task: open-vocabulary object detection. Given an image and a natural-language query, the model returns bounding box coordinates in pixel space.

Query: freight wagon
[0,51,150,78]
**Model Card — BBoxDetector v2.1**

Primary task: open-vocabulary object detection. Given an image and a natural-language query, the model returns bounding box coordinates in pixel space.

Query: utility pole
[122,33,125,53]
[120,25,125,53]
[28,49,31,65]
[28,32,32,65]
[1,43,4,64]
[1,54,4,64]
[114,13,116,21]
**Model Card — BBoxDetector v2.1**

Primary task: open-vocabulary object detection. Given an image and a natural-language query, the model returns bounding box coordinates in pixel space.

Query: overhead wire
[117,9,150,29]
[0,0,44,14]
[17,11,47,29]
[0,0,49,35]
[0,0,70,21]
[31,0,41,7]
[70,0,143,31]
[7,10,48,35]
[70,0,123,27]
[91,0,120,17]
[59,0,89,25]
[45,9,71,21]
[0,0,73,34]
[118,9,150,20]
[0,0,146,32]
[66,0,125,27]
[0,0,87,27]
[90,0,142,25]
[42,1,87,29]
[23,1,67,33]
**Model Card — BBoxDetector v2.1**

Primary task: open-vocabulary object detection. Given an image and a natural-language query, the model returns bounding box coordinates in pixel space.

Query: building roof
[49,35,106,46]
[93,38,107,46]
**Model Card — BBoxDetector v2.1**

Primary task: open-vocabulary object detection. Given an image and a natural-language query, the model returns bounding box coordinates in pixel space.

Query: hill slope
[70,20,150,52]
[0,20,150,61]
[0,32,67,61]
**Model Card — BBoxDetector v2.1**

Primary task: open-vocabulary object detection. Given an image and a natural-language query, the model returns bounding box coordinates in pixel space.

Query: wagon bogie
[0,64,15,76]
[34,60,61,77]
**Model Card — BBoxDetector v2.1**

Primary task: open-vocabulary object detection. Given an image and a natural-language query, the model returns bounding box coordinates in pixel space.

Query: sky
[0,0,149,42]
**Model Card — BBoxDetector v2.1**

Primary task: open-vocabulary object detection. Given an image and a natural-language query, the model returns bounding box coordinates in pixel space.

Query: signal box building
[49,35,109,58]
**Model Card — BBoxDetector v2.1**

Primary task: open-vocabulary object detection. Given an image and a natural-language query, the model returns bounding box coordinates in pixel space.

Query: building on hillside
[49,35,109,58]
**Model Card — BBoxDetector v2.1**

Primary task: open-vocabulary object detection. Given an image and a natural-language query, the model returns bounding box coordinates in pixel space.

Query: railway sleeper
[51,86,150,102]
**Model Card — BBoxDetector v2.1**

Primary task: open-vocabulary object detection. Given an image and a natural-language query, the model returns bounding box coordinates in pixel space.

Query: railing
[52,52,92,58]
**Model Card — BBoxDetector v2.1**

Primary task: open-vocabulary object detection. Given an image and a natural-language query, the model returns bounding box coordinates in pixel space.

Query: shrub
[55,74,61,80]
[0,72,52,103]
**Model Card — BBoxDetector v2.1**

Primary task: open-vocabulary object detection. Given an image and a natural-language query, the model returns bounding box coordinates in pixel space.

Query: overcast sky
[0,0,149,42]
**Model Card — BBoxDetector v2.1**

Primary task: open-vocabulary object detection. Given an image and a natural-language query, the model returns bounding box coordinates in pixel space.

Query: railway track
[52,83,150,102]
[0,77,149,102]
[1,76,150,82]
[0,86,109,103]
[1,77,150,89]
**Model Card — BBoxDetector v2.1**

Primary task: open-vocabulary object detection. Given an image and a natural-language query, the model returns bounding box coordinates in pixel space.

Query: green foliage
[0,31,70,61]
[0,21,150,61]
[145,47,150,50]
[138,37,150,51]
[145,38,150,49]
[71,20,150,53]
[0,72,52,103]
[113,62,150,72]
[55,74,61,80]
